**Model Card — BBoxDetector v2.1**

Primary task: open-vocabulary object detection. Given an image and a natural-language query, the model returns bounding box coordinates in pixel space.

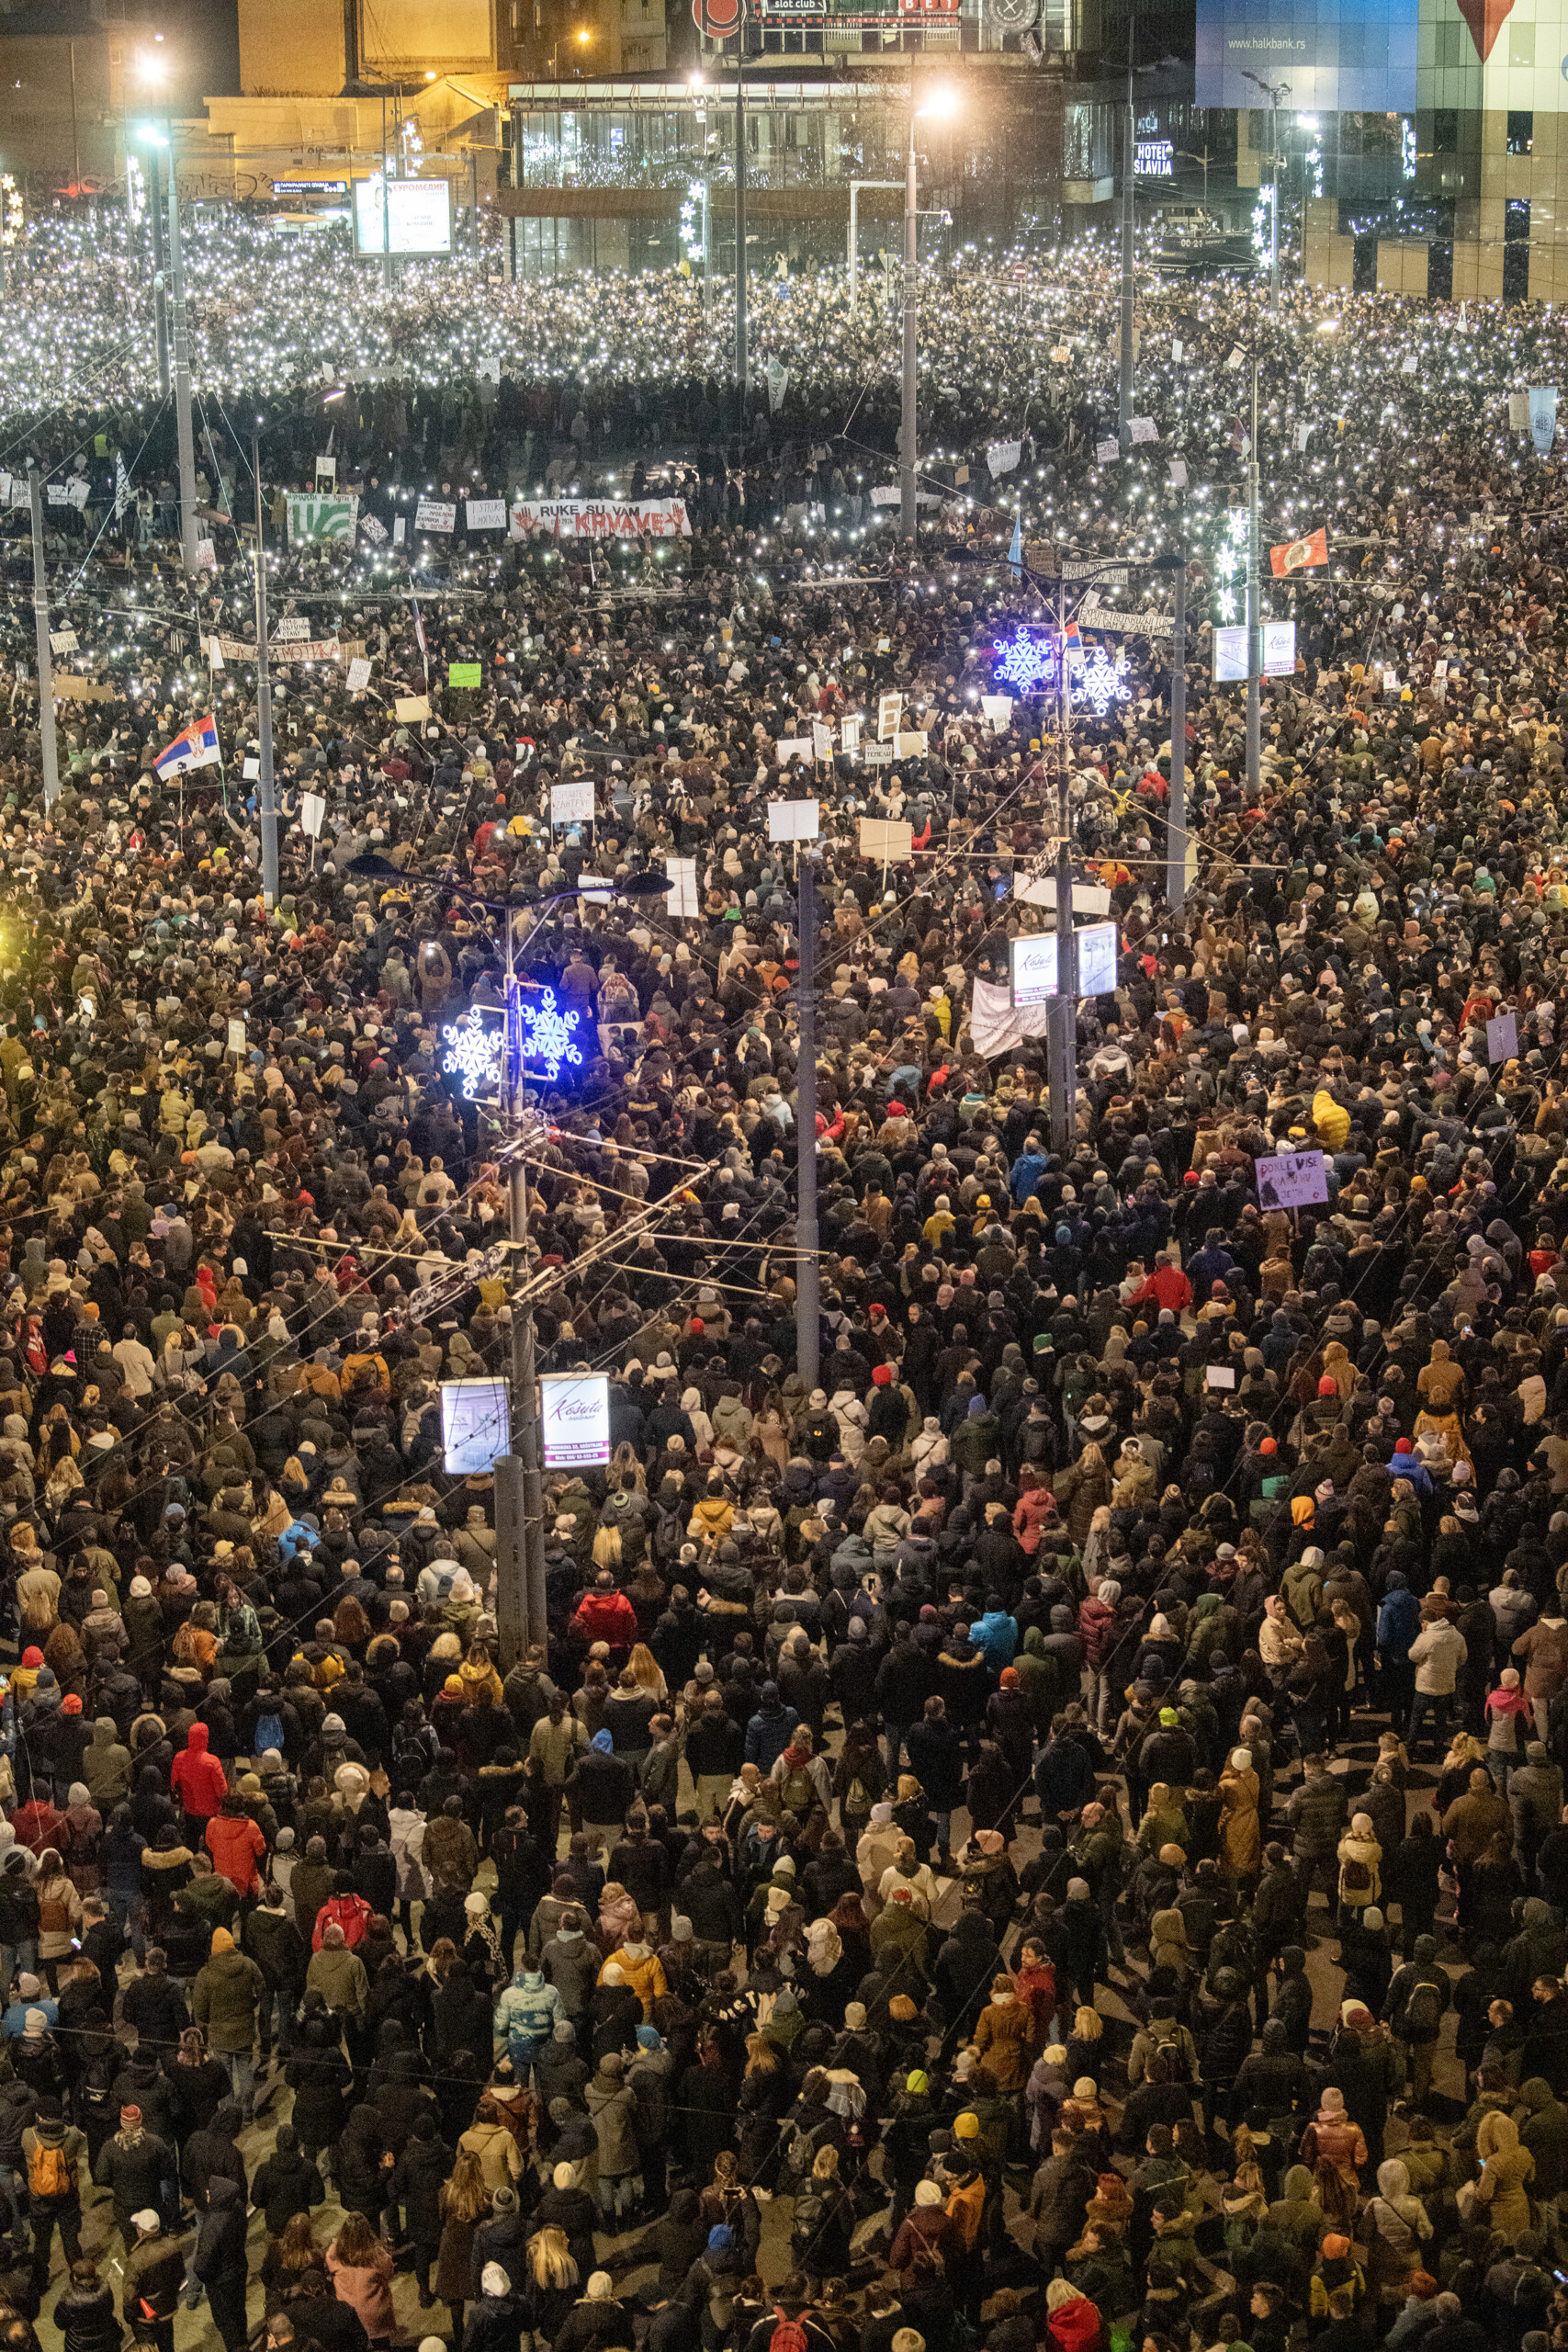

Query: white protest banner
[863,741,893,767]
[299,791,327,839]
[1015,877,1113,915]
[1168,458,1188,487]
[195,539,217,572]
[895,731,929,760]
[1402,353,1418,375]
[1130,416,1157,444]
[208,638,225,672]
[576,875,615,904]
[1079,595,1173,639]
[1226,345,1246,368]
[346,657,373,693]
[840,715,863,755]
[227,1018,247,1055]
[1296,424,1313,451]
[415,498,456,533]
[286,493,357,544]
[509,497,691,540]
[1050,344,1072,363]
[315,456,337,483]
[981,695,1013,733]
[869,486,901,507]
[1487,1012,1520,1063]
[768,799,820,842]
[276,617,310,641]
[877,692,902,742]
[775,737,812,763]
[812,721,834,763]
[859,817,913,863]
[242,757,260,780]
[466,499,506,531]
[393,695,431,722]
[665,855,699,918]
[46,484,68,505]
[359,514,389,545]
[1257,1149,1328,1209]
[1171,337,1183,362]
[49,629,77,655]
[973,973,1051,1057]
[551,778,594,828]
[986,439,1022,476]
[1206,1365,1236,1388]
[211,637,256,662]
[1509,390,1531,431]
[765,357,789,414]
[276,639,341,664]
[392,518,406,545]
[1095,437,1119,463]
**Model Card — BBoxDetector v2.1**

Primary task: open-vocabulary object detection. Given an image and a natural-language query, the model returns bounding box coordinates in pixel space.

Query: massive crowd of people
[0,201,1561,2352]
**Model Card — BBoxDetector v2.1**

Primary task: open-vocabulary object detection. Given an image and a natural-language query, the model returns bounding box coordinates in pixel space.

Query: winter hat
[914,2181,943,2207]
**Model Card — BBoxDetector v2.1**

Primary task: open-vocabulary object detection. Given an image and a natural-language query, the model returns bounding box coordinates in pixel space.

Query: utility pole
[899,100,919,538]
[27,465,60,813]
[164,137,199,574]
[1118,56,1135,457]
[1168,549,1187,908]
[702,174,712,317]
[734,15,747,429]
[795,855,819,1388]
[1246,356,1261,797]
[1047,600,1075,1152]
[507,910,547,1662]
[147,144,170,398]
[250,431,279,907]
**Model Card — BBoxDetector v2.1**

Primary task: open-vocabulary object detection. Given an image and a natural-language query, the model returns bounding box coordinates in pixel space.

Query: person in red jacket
[170,1724,227,1842]
[205,1797,266,1899]
[1129,1252,1193,1317]
[311,1880,372,1951]
[569,1572,639,1655]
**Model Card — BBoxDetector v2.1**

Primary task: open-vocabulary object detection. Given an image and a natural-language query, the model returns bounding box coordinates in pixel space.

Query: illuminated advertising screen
[541,1374,612,1469]
[354,176,453,257]
[1010,933,1059,1007]
[441,1377,511,1474]
[1195,0,1416,110]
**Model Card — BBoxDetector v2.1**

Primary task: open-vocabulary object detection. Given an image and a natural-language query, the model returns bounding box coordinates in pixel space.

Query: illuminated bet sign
[541,1374,612,1469]
[1010,933,1059,1006]
[441,1377,512,1474]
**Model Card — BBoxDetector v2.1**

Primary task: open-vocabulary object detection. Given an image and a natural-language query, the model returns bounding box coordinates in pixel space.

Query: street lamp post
[250,390,344,906]
[900,86,957,541]
[134,99,199,573]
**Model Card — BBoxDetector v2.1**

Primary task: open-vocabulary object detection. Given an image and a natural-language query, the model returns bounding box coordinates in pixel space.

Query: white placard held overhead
[540,1373,611,1468]
[1487,1012,1520,1063]
[768,799,821,842]
[981,695,1013,733]
[243,757,260,781]
[1076,919,1120,997]
[894,731,929,760]
[299,791,327,839]
[1130,416,1158,444]
[812,721,834,763]
[1095,437,1119,463]
[1010,932,1060,1006]
[550,778,594,828]
[1206,1364,1236,1388]
[986,439,1022,476]
[775,737,812,763]
[466,499,506,531]
[414,498,456,533]
[49,629,77,656]
[877,692,902,741]
[840,714,863,755]
[441,1376,512,1474]
[858,817,913,863]
[1168,458,1188,486]
[226,1018,247,1056]
[315,456,337,483]
[1256,1148,1329,1210]
[276,617,310,641]
[346,657,372,693]
[665,856,699,918]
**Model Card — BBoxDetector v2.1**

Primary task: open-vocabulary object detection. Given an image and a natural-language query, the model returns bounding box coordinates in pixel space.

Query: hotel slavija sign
[541,1374,612,1470]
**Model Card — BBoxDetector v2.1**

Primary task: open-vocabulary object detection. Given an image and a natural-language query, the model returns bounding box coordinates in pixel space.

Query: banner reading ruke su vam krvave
[509,497,692,541]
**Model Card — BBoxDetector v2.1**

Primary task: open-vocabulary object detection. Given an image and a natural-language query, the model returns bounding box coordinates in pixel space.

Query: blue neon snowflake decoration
[1072,644,1131,718]
[994,632,1057,695]
[519,990,583,1083]
[442,1019,503,1098]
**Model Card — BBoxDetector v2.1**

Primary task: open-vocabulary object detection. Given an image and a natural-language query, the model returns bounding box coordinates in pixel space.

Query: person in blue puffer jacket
[492,1961,566,2080]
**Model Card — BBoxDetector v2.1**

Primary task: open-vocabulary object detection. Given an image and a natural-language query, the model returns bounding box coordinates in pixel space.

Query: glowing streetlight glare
[137,51,165,81]
[917,86,960,119]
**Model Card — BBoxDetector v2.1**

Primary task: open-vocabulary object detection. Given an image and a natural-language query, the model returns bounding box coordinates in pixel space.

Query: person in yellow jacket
[686,1479,734,1547]
[598,1938,666,2018]
[1313,1088,1350,1151]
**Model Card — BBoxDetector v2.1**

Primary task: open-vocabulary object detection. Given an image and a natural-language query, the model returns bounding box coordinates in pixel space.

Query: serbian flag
[1270,526,1328,577]
[152,712,220,778]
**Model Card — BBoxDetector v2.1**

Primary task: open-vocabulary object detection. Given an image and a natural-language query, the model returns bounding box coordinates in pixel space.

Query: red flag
[1270,526,1327,576]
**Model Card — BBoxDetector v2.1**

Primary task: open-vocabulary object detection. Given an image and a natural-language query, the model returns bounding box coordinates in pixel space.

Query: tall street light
[899,85,957,541]
[133,85,198,575]
[251,390,344,906]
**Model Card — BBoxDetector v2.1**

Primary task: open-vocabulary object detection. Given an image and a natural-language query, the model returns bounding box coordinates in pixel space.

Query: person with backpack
[1382,1936,1450,2111]
[22,2101,85,2296]
[788,2143,855,2286]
